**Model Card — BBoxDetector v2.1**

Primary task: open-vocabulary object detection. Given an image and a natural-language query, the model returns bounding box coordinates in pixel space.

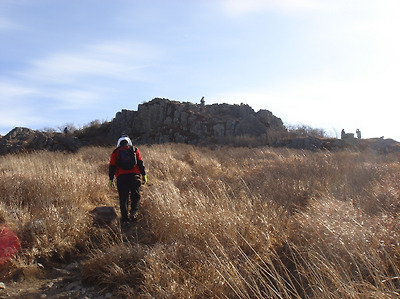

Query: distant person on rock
[341,129,346,139]
[356,129,361,139]
[109,135,147,224]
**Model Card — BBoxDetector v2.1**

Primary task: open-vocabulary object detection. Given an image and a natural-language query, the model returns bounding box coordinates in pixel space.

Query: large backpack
[116,146,137,170]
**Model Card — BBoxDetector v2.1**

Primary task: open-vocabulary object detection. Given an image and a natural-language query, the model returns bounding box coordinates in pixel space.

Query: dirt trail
[1,219,144,299]
[1,260,108,299]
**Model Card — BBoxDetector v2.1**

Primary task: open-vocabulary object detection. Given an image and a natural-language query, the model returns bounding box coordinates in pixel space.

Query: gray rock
[0,127,87,155]
[89,206,118,227]
[109,98,284,145]
[65,262,80,272]
[65,281,81,292]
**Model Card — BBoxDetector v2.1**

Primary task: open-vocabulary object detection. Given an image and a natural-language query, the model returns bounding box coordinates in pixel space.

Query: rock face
[109,98,285,145]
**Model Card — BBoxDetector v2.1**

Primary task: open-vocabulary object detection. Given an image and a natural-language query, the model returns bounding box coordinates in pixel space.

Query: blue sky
[1,0,399,141]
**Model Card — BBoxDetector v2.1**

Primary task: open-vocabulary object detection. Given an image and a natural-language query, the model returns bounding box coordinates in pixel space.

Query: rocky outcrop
[0,127,86,155]
[109,98,285,144]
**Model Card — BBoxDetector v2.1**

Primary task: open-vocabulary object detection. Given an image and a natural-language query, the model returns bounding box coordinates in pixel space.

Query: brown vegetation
[1,144,399,298]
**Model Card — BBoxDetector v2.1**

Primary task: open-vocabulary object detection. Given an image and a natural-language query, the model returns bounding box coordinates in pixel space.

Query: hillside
[1,144,400,298]
[1,98,399,155]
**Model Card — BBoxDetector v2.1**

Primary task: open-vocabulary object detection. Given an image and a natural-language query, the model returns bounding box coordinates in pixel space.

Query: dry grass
[1,144,399,298]
[0,147,113,266]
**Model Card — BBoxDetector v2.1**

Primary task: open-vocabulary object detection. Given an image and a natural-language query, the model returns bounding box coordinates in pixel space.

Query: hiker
[341,129,346,139]
[109,135,147,223]
[356,129,361,139]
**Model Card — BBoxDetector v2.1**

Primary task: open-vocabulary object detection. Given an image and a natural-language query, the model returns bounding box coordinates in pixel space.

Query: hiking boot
[129,211,138,221]
[121,217,130,225]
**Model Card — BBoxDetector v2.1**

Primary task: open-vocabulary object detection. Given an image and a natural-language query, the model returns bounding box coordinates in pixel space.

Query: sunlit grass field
[1,144,400,298]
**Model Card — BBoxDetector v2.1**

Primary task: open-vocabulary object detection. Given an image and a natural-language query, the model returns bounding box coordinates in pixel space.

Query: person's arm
[136,148,146,176]
[109,150,117,180]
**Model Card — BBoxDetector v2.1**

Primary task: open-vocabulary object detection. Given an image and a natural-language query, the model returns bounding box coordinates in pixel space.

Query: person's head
[117,135,133,147]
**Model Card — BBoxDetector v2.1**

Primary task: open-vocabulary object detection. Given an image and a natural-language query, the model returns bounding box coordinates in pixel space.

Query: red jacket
[109,145,145,179]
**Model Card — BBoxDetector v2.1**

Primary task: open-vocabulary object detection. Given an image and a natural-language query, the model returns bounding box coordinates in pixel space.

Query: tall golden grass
[1,144,399,298]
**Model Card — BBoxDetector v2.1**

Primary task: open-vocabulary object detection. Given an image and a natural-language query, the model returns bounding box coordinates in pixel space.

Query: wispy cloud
[0,80,106,133]
[218,0,400,23]
[0,108,41,129]
[0,17,18,30]
[50,89,102,110]
[219,0,321,16]
[0,79,37,99]
[0,82,42,130]
[22,40,160,84]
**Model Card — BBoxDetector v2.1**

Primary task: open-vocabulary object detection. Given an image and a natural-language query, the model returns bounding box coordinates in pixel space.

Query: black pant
[116,173,141,220]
